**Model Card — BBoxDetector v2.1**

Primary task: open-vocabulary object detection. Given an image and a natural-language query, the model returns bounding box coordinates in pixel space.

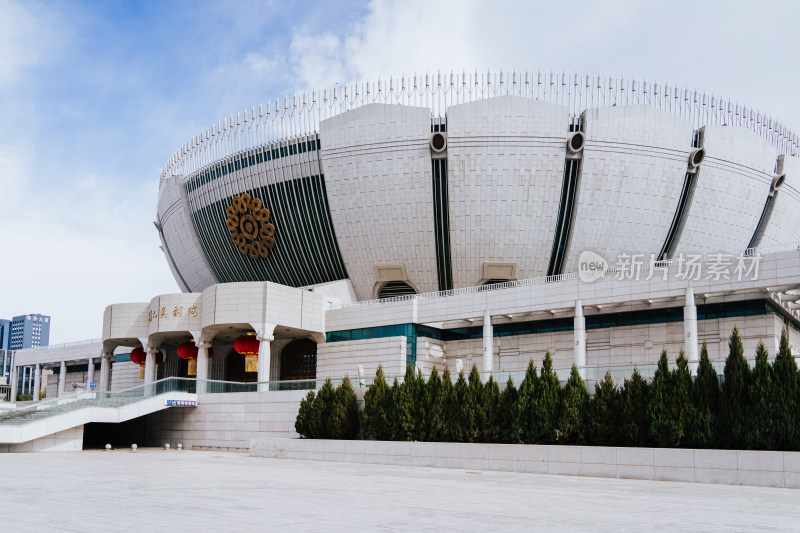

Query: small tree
[720,326,751,449]
[557,364,589,444]
[452,371,470,442]
[648,350,680,447]
[771,329,799,450]
[587,371,620,446]
[511,360,538,443]
[481,376,501,443]
[463,365,483,443]
[749,342,774,450]
[441,369,459,442]
[408,366,429,441]
[362,366,391,440]
[295,390,316,438]
[310,379,336,438]
[426,367,445,442]
[498,377,518,443]
[689,343,719,448]
[531,351,561,444]
[329,376,360,439]
[673,351,694,447]
[619,368,650,447]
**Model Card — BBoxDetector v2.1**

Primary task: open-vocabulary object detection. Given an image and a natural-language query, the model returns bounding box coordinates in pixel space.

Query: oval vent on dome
[378,280,416,299]
[430,132,447,153]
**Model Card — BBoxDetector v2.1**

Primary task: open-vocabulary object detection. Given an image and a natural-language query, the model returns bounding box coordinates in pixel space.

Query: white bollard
[105,444,112,451]
[164,443,170,450]
[131,444,138,451]
[177,443,183,450]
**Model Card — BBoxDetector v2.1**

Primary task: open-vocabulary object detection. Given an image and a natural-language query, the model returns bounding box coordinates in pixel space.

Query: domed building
[8,71,800,450]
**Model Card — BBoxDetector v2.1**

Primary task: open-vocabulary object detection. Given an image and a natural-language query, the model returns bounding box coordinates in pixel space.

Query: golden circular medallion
[225,194,276,258]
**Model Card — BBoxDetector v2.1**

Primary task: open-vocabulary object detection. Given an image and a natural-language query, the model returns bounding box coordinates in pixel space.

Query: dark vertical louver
[658,171,699,260]
[431,157,453,291]
[547,158,582,276]
[188,175,348,287]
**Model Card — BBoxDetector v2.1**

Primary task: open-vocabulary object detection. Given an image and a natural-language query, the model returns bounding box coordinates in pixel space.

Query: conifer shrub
[464,365,483,442]
[771,329,799,450]
[688,343,719,448]
[749,342,774,450]
[426,367,445,441]
[511,360,539,443]
[557,364,589,444]
[481,375,501,443]
[619,367,650,447]
[454,371,472,442]
[673,351,694,447]
[498,377,518,443]
[587,371,620,446]
[295,378,360,439]
[532,351,561,444]
[362,365,391,440]
[648,350,680,447]
[720,327,751,449]
[441,369,461,442]
[295,390,316,438]
[329,376,360,439]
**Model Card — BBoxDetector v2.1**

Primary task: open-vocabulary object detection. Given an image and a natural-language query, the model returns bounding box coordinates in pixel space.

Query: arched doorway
[225,350,257,383]
[280,338,317,381]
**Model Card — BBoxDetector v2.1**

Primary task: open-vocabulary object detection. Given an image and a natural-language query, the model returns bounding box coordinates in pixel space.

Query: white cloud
[244,52,278,74]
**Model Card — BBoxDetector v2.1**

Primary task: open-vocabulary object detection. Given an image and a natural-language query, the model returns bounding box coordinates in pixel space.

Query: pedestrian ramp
[0,378,197,446]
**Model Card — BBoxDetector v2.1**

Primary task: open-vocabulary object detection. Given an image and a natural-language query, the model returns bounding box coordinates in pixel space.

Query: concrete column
[195,341,211,394]
[20,367,27,395]
[482,309,493,373]
[144,348,158,385]
[684,287,699,373]
[86,356,95,390]
[257,334,274,384]
[58,361,67,396]
[574,300,587,378]
[33,364,41,402]
[99,353,111,392]
[9,365,18,401]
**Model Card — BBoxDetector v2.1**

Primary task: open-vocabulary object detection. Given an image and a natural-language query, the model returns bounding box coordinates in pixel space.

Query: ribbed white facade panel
[675,126,777,255]
[564,106,693,271]
[761,155,800,246]
[319,104,438,300]
[447,96,568,285]
[157,176,218,292]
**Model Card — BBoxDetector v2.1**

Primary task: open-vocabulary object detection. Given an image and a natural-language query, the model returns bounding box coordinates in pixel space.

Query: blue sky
[2,0,800,343]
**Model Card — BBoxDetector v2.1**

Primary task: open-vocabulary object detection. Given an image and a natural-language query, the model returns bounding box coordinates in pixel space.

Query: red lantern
[233,334,260,373]
[130,347,146,379]
[177,341,199,376]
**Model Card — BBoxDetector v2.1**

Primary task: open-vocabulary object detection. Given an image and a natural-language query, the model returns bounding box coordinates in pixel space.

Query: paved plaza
[0,449,797,532]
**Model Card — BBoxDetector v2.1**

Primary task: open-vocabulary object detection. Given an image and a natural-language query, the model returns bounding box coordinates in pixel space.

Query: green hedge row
[297,327,800,450]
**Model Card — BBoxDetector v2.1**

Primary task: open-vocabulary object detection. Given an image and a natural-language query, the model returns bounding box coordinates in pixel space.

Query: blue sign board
[165,399,197,407]
[89,382,96,389]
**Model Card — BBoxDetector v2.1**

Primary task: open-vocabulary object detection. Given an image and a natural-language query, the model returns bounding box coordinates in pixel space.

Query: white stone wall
[320,103,438,299]
[760,155,800,247]
[446,96,568,284]
[110,361,144,392]
[0,426,83,453]
[317,336,407,380]
[157,175,218,292]
[676,126,777,255]
[146,390,307,451]
[251,438,800,489]
[564,105,693,272]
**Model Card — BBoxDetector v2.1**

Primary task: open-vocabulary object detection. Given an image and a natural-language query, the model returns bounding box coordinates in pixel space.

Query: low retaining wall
[250,438,800,489]
[146,390,306,451]
[0,426,83,453]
